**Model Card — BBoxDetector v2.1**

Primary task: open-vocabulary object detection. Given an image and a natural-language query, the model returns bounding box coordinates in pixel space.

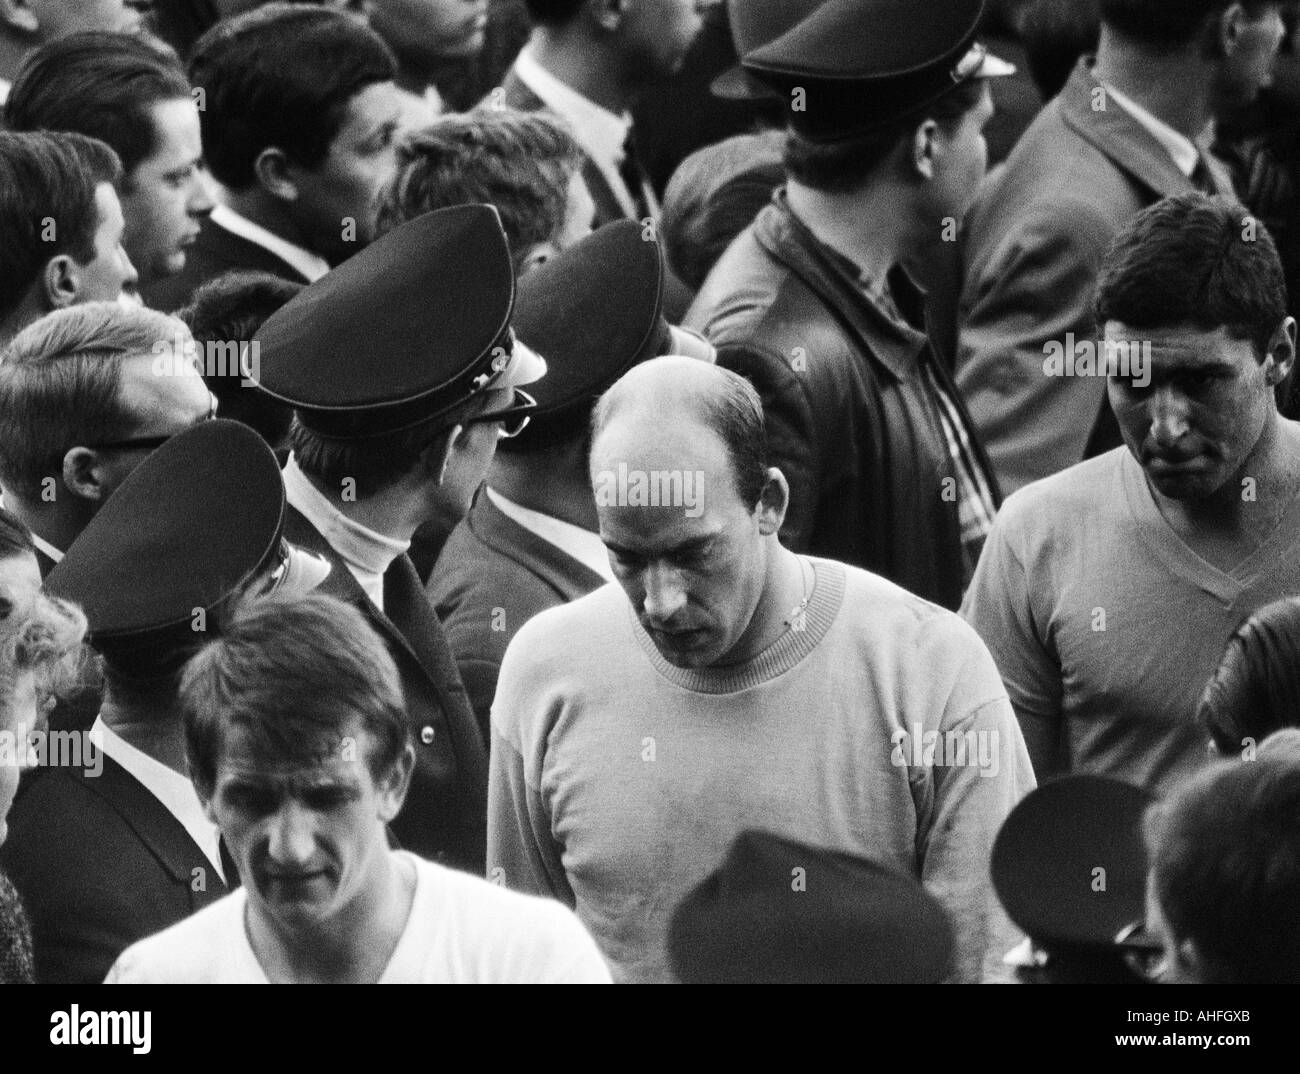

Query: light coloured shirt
[210,203,330,283]
[0,79,10,106]
[962,447,1300,794]
[489,557,1034,983]
[512,46,657,220]
[282,453,409,611]
[90,718,224,884]
[1101,84,1199,177]
[485,487,614,584]
[104,850,611,983]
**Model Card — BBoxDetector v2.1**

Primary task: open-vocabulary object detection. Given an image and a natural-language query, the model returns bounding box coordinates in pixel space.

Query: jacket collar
[469,490,607,601]
[66,756,229,892]
[753,189,929,383]
[1058,57,1204,200]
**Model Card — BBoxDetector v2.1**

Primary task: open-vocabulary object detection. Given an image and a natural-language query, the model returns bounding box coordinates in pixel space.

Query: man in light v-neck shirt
[963,193,1300,797]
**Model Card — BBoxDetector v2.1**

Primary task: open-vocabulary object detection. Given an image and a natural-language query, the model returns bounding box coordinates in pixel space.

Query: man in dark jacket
[686,0,1011,609]
[252,205,545,873]
[428,219,713,736]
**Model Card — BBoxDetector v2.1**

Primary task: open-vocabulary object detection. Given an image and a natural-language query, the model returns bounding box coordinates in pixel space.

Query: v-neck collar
[1121,450,1300,605]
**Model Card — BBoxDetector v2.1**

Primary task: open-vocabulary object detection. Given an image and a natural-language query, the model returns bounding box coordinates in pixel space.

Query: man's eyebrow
[604,535,715,558]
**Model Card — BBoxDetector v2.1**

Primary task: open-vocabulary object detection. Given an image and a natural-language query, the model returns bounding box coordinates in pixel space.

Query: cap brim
[273,542,332,598]
[486,338,547,391]
[667,325,718,364]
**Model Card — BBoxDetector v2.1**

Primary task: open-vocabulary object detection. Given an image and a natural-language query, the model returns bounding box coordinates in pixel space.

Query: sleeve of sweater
[486,622,575,905]
[914,618,1037,984]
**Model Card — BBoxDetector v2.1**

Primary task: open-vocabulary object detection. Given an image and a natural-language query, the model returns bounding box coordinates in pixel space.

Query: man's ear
[911,119,939,181]
[588,0,624,33]
[377,743,416,821]
[42,255,81,310]
[252,147,300,203]
[1216,3,1248,59]
[0,0,40,34]
[1264,316,1297,385]
[61,447,114,503]
[755,467,789,536]
[428,423,464,487]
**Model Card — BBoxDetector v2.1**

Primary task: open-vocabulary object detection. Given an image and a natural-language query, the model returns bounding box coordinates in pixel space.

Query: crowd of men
[1,0,1299,985]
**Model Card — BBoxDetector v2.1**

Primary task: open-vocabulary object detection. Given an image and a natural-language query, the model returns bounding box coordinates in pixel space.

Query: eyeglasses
[462,388,537,440]
[86,391,219,453]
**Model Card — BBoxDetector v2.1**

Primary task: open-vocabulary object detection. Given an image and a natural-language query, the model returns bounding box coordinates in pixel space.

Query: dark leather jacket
[685,190,1000,610]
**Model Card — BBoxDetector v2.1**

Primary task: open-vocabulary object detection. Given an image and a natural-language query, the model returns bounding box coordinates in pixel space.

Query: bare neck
[100,690,187,777]
[223,188,316,252]
[247,849,415,984]
[1151,415,1300,540]
[489,452,597,531]
[301,469,427,543]
[717,543,809,668]
[528,26,632,113]
[786,179,915,284]
[1092,26,1215,140]
[3,492,93,558]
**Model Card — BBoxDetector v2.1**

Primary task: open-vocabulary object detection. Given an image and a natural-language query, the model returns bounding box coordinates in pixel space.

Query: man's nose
[266,802,316,866]
[642,563,688,622]
[1148,386,1192,446]
[190,170,216,216]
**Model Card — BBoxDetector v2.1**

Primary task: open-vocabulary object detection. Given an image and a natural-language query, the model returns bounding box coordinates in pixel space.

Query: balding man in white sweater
[488,358,1035,983]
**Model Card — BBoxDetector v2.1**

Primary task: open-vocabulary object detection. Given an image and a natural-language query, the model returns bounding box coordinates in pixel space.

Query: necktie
[620,130,659,221]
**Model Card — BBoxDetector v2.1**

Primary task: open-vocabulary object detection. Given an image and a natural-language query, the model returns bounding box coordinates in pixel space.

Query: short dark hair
[590,364,769,509]
[180,591,410,801]
[290,413,468,498]
[1094,193,1287,358]
[0,131,123,327]
[375,109,584,272]
[1019,0,1101,99]
[4,32,192,180]
[523,0,587,26]
[1198,597,1300,756]
[783,79,985,194]
[1146,754,1300,983]
[1099,0,1276,51]
[176,270,301,448]
[188,3,396,191]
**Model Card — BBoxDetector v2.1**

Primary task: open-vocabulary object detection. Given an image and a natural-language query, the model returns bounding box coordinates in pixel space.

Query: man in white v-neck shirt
[106,592,609,984]
[963,193,1300,797]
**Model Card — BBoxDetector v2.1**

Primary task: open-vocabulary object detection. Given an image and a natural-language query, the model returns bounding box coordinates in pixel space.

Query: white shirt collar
[210,202,331,283]
[1102,83,1201,177]
[282,453,409,611]
[0,79,10,107]
[485,487,614,584]
[89,717,225,883]
[512,45,641,218]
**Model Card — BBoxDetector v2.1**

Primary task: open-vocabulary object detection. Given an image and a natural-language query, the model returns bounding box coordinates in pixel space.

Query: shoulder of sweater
[831,559,990,654]
[499,582,629,667]
[994,449,1128,538]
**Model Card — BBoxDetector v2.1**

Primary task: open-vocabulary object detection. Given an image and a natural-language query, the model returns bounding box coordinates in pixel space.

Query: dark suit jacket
[496,66,694,319]
[498,68,634,230]
[283,507,488,872]
[427,492,606,740]
[0,756,229,983]
[686,190,999,611]
[142,216,309,313]
[955,58,1234,494]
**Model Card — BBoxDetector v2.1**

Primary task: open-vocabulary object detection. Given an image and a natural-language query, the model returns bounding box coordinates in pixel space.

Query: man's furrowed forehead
[1103,321,1255,369]
[214,723,369,788]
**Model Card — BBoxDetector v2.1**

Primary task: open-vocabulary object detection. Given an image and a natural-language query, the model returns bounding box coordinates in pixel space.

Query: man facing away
[488,357,1034,983]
